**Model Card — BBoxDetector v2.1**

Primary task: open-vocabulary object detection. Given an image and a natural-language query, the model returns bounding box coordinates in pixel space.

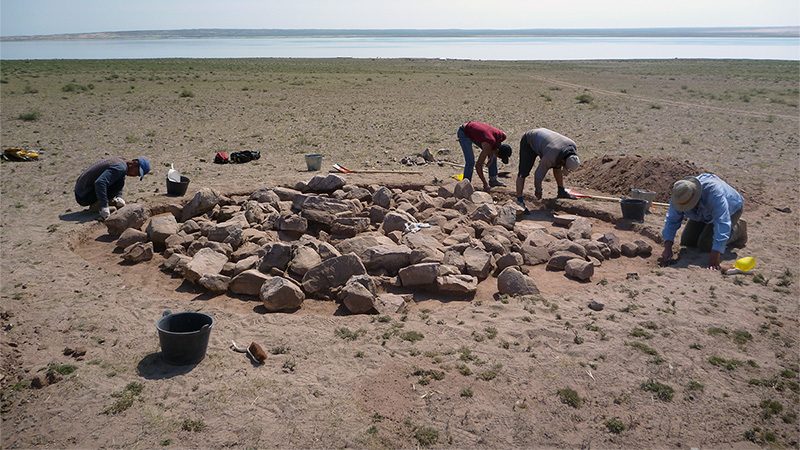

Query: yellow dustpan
[725,257,756,275]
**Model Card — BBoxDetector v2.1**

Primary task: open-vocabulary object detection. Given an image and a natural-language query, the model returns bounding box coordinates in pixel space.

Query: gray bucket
[156,310,213,365]
[620,198,648,222]
[631,189,656,212]
[305,154,323,171]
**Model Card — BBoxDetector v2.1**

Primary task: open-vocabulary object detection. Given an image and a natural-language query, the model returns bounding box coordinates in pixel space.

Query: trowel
[167,162,181,183]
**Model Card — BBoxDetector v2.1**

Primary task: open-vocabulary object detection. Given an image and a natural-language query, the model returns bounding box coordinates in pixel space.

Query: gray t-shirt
[519,128,577,191]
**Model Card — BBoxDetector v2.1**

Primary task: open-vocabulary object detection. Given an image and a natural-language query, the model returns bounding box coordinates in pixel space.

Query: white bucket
[631,189,656,211]
[305,154,323,171]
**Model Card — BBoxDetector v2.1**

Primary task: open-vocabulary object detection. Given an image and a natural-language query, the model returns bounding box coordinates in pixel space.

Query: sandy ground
[1,58,799,449]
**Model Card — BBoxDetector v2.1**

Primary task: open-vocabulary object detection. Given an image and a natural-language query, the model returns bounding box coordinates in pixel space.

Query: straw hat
[671,176,702,211]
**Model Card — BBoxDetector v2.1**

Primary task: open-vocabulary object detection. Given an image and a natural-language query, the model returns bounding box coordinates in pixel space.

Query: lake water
[1,36,798,60]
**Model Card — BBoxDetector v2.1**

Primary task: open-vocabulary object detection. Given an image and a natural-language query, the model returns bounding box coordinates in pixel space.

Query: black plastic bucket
[156,310,213,365]
[166,176,190,196]
[620,198,648,222]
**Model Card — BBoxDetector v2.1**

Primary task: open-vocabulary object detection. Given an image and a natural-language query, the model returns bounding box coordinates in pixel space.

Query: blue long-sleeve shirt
[662,174,744,253]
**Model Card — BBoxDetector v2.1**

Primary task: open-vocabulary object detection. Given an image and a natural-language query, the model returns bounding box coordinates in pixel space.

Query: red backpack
[214,152,229,164]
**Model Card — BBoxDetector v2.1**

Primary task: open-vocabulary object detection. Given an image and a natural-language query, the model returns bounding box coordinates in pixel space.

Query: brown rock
[546,251,582,271]
[229,269,270,297]
[104,204,150,237]
[115,228,148,249]
[565,259,594,280]
[553,214,580,226]
[260,276,305,312]
[621,241,640,257]
[122,241,154,264]
[199,274,232,293]
[497,267,540,296]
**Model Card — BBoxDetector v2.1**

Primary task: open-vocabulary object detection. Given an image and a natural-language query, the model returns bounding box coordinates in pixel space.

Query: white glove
[99,207,111,219]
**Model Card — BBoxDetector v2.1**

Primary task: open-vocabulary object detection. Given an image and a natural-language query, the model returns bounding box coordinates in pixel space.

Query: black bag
[230,150,260,164]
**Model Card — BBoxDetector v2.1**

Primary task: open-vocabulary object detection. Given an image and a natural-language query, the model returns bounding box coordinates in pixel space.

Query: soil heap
[570,155,704,203]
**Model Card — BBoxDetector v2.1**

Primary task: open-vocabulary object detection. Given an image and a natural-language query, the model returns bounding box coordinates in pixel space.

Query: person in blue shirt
[661,174,747,270]
[74,157,150,219]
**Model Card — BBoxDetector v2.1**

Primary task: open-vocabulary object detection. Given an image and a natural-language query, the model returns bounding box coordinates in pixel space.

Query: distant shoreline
[3,27,799,41]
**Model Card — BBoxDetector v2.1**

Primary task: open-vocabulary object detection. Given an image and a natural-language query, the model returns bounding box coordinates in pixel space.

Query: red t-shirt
[463,121,506,149]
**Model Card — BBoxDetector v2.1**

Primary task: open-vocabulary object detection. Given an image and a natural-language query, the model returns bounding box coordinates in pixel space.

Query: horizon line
[3,26,799,40]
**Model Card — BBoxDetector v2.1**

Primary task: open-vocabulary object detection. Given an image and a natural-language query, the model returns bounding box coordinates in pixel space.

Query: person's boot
[489,177,506,187]
[111,197,126,208]
[557,187,576,199]
[731,219,748,247]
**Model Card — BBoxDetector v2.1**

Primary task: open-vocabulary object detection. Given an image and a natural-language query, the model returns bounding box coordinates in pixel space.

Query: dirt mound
[570,155,704,203]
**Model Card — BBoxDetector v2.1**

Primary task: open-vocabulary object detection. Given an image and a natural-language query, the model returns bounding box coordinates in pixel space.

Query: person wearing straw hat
[514,128,580,212]
[74,157,151,219]
[457,121,513,191]
[661,174,747,270]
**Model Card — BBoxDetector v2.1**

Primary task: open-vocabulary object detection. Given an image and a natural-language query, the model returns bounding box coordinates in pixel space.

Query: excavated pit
[72,175,665,316]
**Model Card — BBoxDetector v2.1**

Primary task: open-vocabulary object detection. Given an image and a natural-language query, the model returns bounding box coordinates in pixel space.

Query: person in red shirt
[458,121,512,191]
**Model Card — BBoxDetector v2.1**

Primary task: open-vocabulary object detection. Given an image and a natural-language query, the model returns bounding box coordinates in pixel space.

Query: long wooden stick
[346,169,423,174]
[333,163,422,174]
[568,189,670,207]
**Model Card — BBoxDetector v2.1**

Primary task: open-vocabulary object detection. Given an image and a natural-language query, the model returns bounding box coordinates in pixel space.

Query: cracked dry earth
[1,58,798,449]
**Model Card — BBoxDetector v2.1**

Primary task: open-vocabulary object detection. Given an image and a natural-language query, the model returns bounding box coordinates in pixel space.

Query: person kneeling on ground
[74,157,151,219]
[515,128,581,212]
[457,121,513,191]
[661,174,748,270]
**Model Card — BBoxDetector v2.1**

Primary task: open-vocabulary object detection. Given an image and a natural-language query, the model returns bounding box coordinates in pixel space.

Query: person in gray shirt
[74,156,150,219]
[515,128,580,212]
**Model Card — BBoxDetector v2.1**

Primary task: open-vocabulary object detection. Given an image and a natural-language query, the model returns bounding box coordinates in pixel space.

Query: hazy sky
[2,0,799,37]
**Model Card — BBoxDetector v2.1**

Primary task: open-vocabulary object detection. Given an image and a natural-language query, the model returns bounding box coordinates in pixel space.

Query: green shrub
[687,381,705,391]
[708,356,741,370]
[103,382,144,415]
[181,418,205,432]
[179,89,194,98]
[641,379,674,401]
[479,365,501,381]
[459,347,476,362]
[47,363,77,375]
[627,341,658,356]
[733,330,753,345]
[413,426,439,447]
[61,83,88,93]
[707,327,728,336]
[604,417,626,434]
[557,388,582,408]
[335,327,366,341]
[576,94,594,104]
[760,399,782,419]
[400,331,424,343]
[629,328,653,339]
[18,109,41,121]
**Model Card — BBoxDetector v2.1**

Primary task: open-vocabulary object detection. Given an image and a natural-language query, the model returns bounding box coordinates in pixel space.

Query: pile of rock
[103,174,652,315]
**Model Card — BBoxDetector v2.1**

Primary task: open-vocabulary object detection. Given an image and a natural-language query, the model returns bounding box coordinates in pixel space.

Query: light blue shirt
[662,174,744,254]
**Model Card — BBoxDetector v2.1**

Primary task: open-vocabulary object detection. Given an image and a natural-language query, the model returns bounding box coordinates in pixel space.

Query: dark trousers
[680,208,743,252]
[74,179,125,207]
